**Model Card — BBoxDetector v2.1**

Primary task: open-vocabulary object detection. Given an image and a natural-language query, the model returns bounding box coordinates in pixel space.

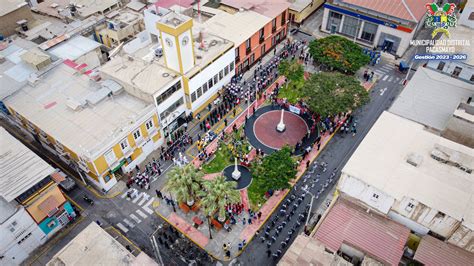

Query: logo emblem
[425,2,457,38]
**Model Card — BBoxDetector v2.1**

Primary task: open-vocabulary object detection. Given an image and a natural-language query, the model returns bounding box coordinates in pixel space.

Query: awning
[111,159,126,173]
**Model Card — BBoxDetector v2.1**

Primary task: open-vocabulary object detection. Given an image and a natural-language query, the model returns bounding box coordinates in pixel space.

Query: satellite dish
[108,42,124,59]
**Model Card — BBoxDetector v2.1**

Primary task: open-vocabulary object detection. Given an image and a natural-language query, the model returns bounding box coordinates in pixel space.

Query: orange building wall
[235,9,290,75]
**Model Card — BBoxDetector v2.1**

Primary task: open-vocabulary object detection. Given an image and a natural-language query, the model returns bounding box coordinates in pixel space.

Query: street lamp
[302,187,316,234]
[169,193,176,212]
[207,213,213,239]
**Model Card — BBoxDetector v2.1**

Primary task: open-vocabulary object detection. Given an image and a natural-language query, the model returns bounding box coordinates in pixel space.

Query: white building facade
[0,202,47,265]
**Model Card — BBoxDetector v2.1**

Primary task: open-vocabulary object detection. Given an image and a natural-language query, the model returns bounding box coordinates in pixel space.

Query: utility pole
[303,188,316,234]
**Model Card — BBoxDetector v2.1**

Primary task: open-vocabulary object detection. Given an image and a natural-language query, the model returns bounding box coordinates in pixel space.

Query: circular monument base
[223,165,252,190]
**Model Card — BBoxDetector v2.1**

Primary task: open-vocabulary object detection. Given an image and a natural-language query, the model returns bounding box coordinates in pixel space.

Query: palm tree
[199,175,240,222]
[165,164,204,206]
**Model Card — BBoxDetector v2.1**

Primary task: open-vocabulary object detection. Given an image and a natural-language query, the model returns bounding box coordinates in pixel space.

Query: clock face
[165,38,173,47]
[182,36,189,46]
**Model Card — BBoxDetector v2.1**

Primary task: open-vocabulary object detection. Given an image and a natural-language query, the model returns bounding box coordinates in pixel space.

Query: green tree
[165,164,204,206]
[277,59,305,103]
[199,175,240,221]
[309,36,370,74]
[301,72,369,117]
[252,146,296,192]
[278,59,304,83]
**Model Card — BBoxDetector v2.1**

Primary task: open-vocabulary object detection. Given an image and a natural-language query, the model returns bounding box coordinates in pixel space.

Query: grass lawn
[202,128,252,174]
[277,81,304,104]
[202,144,232,174]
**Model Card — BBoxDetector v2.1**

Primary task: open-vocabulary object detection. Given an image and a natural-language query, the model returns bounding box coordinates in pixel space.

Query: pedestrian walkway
[115,190,157,233]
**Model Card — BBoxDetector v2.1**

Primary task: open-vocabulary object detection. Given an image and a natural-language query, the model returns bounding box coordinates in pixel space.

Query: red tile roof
[414,235,474,266]
[221,0,290,18]
[314,198,410,265]
[340,0,431,22]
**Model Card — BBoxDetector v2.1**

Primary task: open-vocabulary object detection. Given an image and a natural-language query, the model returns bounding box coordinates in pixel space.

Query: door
[330,24,337,33]
[382,39,394,52]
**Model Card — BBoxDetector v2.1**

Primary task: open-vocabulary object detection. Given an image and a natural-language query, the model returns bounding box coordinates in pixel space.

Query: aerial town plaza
[0,0,473,265]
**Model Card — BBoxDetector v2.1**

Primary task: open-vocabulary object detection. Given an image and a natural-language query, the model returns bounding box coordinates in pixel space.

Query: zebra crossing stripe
[388,76,393,82]
[116,223,129,233]
[123,218,135,228]
[143,205,154,215]
[374,70,385,76]
[132,193,143,203]
[138,193,149,206]
[382,75,389,81]
[130,213,141,224]
[136,209,148,219]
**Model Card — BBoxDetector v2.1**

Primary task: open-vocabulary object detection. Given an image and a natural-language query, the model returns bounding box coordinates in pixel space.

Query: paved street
[235,61,406,265]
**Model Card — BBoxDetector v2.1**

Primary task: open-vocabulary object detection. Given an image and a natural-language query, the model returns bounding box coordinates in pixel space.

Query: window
[261,44,266,55]
[104,149,117,165]
[326,11,343,32]
[208,78,213,88]
[145,119,154,130]
[197,87,202,98]
[469,12,474,20]
[272,18,277,32]
[120,139,129,151]
[245,38,251,49]
[405,202,415,212]
[437,61,445,71]
[159,97,184,121]
[250,53,255,65]
[219,70,224,80]
[281,11,286,26]
[191,92,197,102]
[452,66,462,77]
[372,193,379,199]
[235,47,240,61]
[202,82,208,93]
[214,74,218,84]
[271,36,276,47]
[156,81,182,105]
[341,16,359,37]
[259,28,265,43]
[360,22,377,43]
[133,129,141,140]
[470,74,474,82]
[229,62,234,71]
[224,66,229,76]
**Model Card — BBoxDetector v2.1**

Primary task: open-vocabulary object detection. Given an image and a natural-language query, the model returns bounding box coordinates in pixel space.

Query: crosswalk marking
[136,209,148,219]
[388,76,393,82]
[116,223,129,233]
[123,218,135,228]
[374,70,385,76]
[143,205,154,214]
[382,75,389,81]
[130,213,141,224]
[132,192,143,203]
[138,193,150,206]
[381,65,394,70]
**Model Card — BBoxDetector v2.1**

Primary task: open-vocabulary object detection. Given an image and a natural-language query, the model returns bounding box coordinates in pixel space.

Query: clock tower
[157,13,196,74]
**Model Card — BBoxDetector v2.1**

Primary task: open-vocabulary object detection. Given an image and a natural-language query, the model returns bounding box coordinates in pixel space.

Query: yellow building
[288,0,325,24]
[4,56,162,191]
